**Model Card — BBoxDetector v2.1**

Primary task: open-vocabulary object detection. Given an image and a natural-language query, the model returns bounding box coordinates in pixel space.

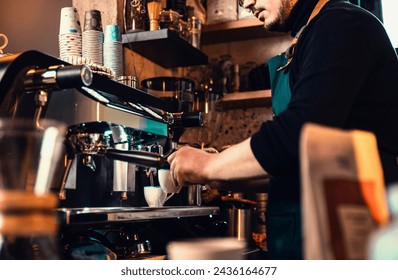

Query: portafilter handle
[24,64,93,93]
[101,148,166,168]
[172,111,204,128]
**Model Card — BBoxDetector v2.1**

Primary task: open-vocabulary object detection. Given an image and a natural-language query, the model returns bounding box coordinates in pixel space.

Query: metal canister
[118,75,137,88]
[221,193,256,242]
[187,184,202,206]
[252,192,268,251]
[227,206,253,241]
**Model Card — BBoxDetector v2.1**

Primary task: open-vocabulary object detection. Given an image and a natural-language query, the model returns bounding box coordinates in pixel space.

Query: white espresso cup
[143,185,173,207]
[158,168,182,194]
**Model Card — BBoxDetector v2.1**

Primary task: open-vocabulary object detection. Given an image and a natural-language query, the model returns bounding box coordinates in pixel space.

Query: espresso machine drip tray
[57,206,219,226]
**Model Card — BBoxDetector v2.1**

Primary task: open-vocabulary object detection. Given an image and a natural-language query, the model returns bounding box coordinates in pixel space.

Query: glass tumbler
[0,119,66,194]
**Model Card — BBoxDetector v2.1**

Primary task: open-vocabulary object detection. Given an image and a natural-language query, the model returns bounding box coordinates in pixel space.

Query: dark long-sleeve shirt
[251,0,398,183]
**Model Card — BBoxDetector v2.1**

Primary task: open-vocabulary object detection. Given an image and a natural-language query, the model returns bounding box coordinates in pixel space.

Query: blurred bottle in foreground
[0,119,66,259]
[368,184,398,259]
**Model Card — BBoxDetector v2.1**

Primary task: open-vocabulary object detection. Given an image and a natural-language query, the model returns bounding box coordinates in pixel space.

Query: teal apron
[264,0,330,260]
[266,54,302,260]
[268,55,292,116]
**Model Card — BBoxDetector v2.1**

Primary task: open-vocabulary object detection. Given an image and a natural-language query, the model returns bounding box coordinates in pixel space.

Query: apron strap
[277,0,330,71]
[307,0,330,24]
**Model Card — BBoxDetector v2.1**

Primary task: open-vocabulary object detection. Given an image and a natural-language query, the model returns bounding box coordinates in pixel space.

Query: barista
[168,0,398,259]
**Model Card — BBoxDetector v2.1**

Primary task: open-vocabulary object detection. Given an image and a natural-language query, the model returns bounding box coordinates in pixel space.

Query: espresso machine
[0,50,221,259]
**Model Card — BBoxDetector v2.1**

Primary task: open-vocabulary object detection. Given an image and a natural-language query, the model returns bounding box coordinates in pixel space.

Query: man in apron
[168,0,398,259]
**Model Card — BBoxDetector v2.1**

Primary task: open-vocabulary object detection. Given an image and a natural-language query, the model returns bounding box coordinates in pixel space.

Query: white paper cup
[59,7,82,35]
[104,24,121,42]
[167,237,246,260]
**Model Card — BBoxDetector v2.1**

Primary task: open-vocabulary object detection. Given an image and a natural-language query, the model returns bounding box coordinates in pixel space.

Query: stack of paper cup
[103,24,123,78]
[82,9,104,65]
[58,7,82,60]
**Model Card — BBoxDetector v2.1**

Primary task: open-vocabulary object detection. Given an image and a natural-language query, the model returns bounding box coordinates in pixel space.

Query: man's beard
[264,0,294,32]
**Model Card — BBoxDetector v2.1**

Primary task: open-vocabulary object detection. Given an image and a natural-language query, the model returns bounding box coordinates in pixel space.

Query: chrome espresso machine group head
[0,50,203,208]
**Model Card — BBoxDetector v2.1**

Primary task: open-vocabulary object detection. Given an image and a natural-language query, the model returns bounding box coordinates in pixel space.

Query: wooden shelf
[202,18,286,45]
[220,89,272,109]
[122,29,208,68]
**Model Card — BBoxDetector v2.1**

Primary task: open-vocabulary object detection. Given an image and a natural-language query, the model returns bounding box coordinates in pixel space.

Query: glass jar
[125,0,149,32]
[188,16,201,48]
[166,0,187,19]
[159,9,181,31]
[178,19,189,41]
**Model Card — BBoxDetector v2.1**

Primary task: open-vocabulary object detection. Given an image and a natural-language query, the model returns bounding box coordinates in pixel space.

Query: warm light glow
[382,0,398,47]
[34,127,60,195]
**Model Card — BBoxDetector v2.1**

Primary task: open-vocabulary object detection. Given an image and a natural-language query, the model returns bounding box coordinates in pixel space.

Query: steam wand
[24,64,93,129]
